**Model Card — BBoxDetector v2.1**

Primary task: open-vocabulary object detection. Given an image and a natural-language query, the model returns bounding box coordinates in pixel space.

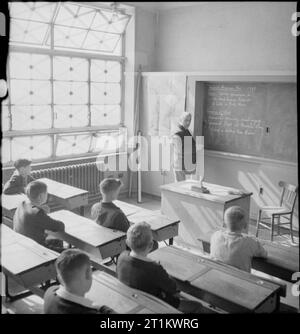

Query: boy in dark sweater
[3,159,35,194]
[117,222,205,313]
[91,178,130,232]
[13,180,65,251]
[44,249,116,314]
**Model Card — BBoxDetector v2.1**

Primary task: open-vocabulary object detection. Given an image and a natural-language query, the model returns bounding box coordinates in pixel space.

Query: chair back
[278,181,298,212]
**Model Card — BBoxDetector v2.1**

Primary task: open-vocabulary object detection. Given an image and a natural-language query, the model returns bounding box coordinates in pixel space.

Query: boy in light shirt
[210,206,268,272]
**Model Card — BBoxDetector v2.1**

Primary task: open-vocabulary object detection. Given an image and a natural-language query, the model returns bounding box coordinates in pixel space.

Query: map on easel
[145,75,187,136]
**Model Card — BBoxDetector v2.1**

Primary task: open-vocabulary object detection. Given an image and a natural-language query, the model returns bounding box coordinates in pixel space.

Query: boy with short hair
[116,222,205,313]
[13,180,65,251]
[91,178,130,232]
[210,206,268,272]
[3,159,35,194]
[44,249,116,314]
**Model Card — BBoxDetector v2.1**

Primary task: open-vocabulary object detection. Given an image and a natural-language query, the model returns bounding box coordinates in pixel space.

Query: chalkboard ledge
[204,150,297,167]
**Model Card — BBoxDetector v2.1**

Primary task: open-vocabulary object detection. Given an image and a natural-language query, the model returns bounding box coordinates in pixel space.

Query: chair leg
[256,210,262,238]
[277,216,280,236]
[271,215,275,242]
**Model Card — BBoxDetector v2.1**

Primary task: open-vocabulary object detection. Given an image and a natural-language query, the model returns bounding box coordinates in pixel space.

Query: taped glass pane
[91,105,120,126]
[54,105,89,128]
[1,138,11,163]
[53,56,88,81]
[91,83,121,104]
[10,53,51,80]
[10,79,51,105]
[11,136,52,160]
[56,134,92,156]
[53,81,88,104]
[11,106,52,130]
[10,2,56,22]
[91,60,121,83]
[2,105,10,131]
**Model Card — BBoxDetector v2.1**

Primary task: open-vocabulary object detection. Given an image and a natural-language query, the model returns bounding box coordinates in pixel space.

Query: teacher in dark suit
[172,112,197,182]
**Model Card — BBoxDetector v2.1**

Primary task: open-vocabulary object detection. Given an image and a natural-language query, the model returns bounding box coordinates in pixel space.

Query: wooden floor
[2,193,299,314]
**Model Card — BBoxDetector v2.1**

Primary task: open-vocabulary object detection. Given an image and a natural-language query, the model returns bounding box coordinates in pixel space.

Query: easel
[128,65,142,203]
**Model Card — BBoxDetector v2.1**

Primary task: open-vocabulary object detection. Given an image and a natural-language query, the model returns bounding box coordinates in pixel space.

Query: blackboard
[200,82,297,162]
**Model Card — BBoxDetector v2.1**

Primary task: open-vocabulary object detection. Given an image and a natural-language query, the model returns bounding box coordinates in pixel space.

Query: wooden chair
[256,181,298,242]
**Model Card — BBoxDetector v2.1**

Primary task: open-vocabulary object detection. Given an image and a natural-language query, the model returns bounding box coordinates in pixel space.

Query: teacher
[172,112,197,182]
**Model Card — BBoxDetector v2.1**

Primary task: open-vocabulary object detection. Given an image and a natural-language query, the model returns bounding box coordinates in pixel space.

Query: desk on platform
[2,193,27,222]
[149,246,282,313]
[86,271,180,314]
[161,180,252,247]
[49,210,126,259]
[1,225,58,301]
[114,200,179,245]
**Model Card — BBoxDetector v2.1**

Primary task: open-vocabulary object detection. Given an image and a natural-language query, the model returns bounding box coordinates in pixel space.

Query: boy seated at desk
[13,180,65,252]
[210,206,268,273]
[91,178,158,251]
[91,178,130,232]
[3,159,35,195]
[44,249,116,314]
[116,222,207,314]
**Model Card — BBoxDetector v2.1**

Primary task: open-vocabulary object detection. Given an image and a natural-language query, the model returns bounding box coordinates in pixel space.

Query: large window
[2,2,130,165]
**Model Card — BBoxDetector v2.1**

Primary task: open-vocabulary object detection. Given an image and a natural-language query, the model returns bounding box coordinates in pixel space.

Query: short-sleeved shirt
[210,230,268,272]
[91,201,130,233]
[116,251,180,308]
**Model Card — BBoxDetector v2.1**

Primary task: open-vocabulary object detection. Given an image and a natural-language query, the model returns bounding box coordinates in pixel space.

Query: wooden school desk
[114,200,179,245]
[48,210,126,260]
[39,178,88,215]
[1,225,58,301]
[148,246,282,313]
[199,229,299,283]
[86,271,180,314]
[161,180,252,247]
[2,193,27,222]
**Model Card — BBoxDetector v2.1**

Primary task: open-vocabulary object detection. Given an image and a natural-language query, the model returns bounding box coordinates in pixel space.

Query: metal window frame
[4,2,128,166]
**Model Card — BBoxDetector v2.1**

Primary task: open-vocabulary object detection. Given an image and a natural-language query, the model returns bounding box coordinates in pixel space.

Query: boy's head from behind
[126,221,153,254]
[26,180,48,205]
[14,159,32,176]
[100,178,122,201]
[55,249,92,296]
[224,206,246,232]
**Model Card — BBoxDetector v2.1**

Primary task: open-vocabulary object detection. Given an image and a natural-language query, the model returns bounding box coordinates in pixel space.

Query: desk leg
[4,275,32,302]
[169,238,174,246]
[79,206,85,216]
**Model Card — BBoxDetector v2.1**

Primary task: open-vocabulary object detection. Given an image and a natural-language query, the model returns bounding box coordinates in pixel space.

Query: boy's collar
[56,285,99,309]
[129,251,153,262]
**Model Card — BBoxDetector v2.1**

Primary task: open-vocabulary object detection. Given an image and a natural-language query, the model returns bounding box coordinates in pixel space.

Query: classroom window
[3,2,131,165]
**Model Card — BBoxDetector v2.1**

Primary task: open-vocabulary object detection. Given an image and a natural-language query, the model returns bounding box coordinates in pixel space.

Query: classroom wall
[137,2,298,230]
[154,2,297,72]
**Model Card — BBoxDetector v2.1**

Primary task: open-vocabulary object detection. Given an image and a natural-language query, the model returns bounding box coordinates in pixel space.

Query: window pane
[10,19,49,46]
[53,81,88,104]
[11,136,52,161]
[10,53,50,80]
[53,56,88,81]
[91,131,126,154]
[10,2,56,22]
[56,134,91,156]
[91,60,121,83]
[2,105,10,131]
[83,30,121,53]
[54,105,89,128]
[91,83,121,104]
[10,79,51,105]
[91,10,130,34]
[11,106,52,130]
[1,138,11,163]
[52,25,88,49]
[54,3,96,29]
[91,105,120,126]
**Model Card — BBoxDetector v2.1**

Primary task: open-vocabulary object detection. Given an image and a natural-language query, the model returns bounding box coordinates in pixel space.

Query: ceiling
[121,2,206,12]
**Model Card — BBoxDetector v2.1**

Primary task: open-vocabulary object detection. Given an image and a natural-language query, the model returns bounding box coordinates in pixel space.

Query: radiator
[31,162,125,203]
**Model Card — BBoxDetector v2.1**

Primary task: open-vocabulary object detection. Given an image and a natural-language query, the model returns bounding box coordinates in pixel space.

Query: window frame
[3,2,129,166]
